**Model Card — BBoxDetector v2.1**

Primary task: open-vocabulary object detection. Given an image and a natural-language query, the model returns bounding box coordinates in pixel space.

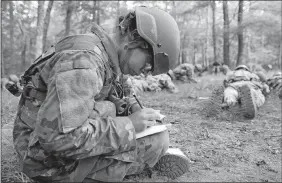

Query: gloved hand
[128,108,161,133]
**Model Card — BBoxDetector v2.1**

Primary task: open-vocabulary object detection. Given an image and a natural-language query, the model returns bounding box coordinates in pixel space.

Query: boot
[153,148,190,179]
[239,84,257,119]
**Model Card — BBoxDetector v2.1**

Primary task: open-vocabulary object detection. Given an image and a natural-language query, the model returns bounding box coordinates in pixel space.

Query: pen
[133,94,143,109]
[133,93,162,124]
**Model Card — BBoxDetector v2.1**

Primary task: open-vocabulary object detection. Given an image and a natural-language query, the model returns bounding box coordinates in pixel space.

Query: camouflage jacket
[13,26,138,179]
[225,69,264,90]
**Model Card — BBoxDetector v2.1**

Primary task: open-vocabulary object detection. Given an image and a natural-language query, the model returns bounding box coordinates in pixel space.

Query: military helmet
[119,6,180,75]
[235,65,250,72]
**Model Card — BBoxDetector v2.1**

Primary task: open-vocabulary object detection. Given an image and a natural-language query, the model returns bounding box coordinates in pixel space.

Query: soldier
[171,63,196,83]
[220,64,231,75]
[12,6,190,183]
[212,61,221,75]
[223,65,269,119]
[267,72,282,99]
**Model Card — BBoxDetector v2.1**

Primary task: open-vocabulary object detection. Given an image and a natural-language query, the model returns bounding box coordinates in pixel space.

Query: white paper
[136,124,172,139]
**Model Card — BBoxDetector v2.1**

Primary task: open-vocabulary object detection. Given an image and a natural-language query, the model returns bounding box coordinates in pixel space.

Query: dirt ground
[1,74,281,182]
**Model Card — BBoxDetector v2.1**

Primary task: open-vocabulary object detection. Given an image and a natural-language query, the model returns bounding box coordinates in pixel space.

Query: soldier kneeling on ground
[206,65,269,119]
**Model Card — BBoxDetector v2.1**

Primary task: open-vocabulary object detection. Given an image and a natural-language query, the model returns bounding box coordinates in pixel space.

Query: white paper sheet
[136,124,172,139]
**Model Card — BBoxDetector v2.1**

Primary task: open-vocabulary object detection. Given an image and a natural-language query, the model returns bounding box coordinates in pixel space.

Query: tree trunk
[2,1,8,11]
[96,1,100,25]
[181,50,186,63]
[35,1,45,57]
[117,0,120,17]
[9,1,14,62]
[211,0,217,63]
[165,1,168,12]
[172,1,177,20]
[42,0,54,52]
[65,0,73,37]
[201,42,206,66]
[223,0,230,67]
[181,33,187,64]
[192,42,197,65]
[205,2,210,67]
[92,1,96,22]
[21,37,27,71]
[279,0,282,69]
[236,0,244,66]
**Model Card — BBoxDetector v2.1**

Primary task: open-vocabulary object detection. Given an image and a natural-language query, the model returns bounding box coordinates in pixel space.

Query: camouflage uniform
[224,69,267,108]
[172,63,196,82]
[13,24,169,182]
[267,72,282,99]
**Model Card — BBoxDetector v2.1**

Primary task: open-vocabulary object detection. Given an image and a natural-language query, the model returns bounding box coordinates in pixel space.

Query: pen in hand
[133,93,162,124]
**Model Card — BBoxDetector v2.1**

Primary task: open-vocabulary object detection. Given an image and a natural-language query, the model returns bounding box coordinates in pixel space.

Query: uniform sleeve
[34,50,137,160]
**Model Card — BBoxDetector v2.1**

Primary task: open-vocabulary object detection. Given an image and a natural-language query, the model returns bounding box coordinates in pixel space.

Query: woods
[1,1,281,77]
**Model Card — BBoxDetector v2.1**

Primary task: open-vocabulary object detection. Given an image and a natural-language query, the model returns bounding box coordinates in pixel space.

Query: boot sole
[153,154,190,179]
[239,84,257,119]
[204,86,225,117]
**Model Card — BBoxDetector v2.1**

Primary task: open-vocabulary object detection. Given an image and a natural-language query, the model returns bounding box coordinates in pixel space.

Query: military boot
[204,85,225,117]
[239,84,257,119]
[153,148,190,179]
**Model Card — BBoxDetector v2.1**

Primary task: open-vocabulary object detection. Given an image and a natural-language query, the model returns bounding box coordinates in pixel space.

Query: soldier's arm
[35,51,137,160]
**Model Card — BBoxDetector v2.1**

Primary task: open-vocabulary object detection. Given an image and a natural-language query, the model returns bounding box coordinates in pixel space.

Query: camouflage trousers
[224,86,265,108]
[34,130,169,182]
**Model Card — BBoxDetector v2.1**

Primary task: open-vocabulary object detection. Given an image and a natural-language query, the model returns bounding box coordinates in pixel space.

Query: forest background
[1,1,282,77]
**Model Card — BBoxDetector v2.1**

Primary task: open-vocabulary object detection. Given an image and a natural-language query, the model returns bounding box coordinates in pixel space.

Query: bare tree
[236,0,244,66]
[42,0,54,52]
[65,0,73,36]
[117,0,120,17]
[2,1,8,11]
[35,1,45,56]
[211,0,217,63]
[96,1,100,25]
[223,0,230,67]
[92,1,97,22]
[18,21,28,71]
[204,2,210,67]
[9,1,14,61]
[279,0,282,69]
[165,1,168,12]
[172,1,177,20]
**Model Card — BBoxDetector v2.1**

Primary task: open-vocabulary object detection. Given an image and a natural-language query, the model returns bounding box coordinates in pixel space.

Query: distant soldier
[267,72,282,99]
[206,65,269,119]
[212,61,221,75]
[220,64,231,75]
[171,63,197,83]
[194,64,203,76]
